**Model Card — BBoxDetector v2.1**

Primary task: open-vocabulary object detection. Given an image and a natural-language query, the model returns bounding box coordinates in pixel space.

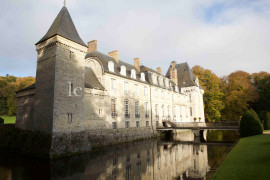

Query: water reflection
[0,130,238,180]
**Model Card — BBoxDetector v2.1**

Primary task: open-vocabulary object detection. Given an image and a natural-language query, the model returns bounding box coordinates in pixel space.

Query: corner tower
[33,6,87,133]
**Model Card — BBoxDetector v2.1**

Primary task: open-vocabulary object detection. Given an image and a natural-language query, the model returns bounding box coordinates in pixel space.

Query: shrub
[250,109,263,130]
[239,110,263,137]
[264,112,270,130]
[0,116,4,124]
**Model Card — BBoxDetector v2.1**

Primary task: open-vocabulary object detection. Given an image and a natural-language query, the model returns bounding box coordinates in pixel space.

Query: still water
[0,130,238,180]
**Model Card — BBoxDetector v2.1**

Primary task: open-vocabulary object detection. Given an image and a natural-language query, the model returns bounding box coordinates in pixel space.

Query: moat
[0,130,238,180]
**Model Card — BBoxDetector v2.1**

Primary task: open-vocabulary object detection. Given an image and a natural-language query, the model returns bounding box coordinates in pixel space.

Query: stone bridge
[157,121,239,137]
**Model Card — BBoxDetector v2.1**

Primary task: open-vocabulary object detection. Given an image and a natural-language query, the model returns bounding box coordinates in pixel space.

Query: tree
[264,112,270,130]
[0,76,35,116]
[251,72,270,112]
[222,71,258,121]
[192,65,225,122]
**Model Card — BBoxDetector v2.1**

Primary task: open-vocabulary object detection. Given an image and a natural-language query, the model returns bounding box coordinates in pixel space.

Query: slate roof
[17,83,35,93]
[36,6,87,47]
[85,67,105,90]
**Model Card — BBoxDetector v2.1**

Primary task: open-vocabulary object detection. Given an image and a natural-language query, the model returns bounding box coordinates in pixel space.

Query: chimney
[170,61,178,86]
[134,58,140,71]
[171,61,177,69]
[87,40,97,53]
[108,50,119,63]
[156,67,162,74]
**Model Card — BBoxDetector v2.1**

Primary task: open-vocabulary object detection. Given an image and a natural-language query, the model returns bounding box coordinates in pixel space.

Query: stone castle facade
[15,5,205,157]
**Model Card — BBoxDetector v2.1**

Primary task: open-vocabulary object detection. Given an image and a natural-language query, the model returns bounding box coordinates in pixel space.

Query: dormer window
[152,73,157,84]
[120,65,126,76]
[159,76,163,86]
[131,69,136,79]
[141,73,145,81]
[108,61,114,72]
[165,79,169,87]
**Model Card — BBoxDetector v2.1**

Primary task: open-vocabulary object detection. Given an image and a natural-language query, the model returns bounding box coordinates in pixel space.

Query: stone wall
[50,127,156,158]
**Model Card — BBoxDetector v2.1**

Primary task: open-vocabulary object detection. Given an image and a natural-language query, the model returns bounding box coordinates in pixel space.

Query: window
[189,94,192,103]
[155,104,158,118]
[112,122,117,129]
[167,106,170,118]
[144,87,148,96]
[136,121,140,128]
[161,105,164,117]
[134,84,138,95]
[190,107,193,116]
[161,91,164,99]
[68,113,72,123]
[111,98,117,117]
[124,82,129,94]
[146,121,149,127]
[98,108,103,116]
[120,65,126,76]
[124,99,130,118]
[131,69,136,79]
[155,89,158,98]
[125,121,130,128]
[152,73,157,84]
[111,79,117,92]
[135,101,140,118]
[69,51,74,59]
[144,102,149,118]
[141,73,145,81]
[173,106,176,118]
[108,61,114,72]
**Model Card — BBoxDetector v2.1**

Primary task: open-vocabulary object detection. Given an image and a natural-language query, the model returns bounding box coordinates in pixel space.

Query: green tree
[251,72,270,112]
[192,65,225,122]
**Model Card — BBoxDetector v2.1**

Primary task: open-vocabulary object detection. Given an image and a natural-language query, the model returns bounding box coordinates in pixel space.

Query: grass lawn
[264,130,270,132]
[211,134,270,180]
[0,116,16,124]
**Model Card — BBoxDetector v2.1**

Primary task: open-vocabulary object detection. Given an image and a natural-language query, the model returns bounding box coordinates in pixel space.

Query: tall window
[190,107,193,116]
[124,82,129,94]
[155,104,158,117]
[161,91,164,99]
[189,94,192,103]
[155,89,158,98]
[161,105,164,117]
[124,99,130,118]
[167,106,170,118]
[135,101,139,118]
[111,79,117,92]
[144,102,149,118]
[134,84,138,95]
[144,87,148,96]
[111,98,117,117]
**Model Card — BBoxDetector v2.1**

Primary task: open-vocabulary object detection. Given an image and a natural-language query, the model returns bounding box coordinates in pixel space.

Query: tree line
[0,67,269,121]
[192,66,270,121]
[0,74,35,115]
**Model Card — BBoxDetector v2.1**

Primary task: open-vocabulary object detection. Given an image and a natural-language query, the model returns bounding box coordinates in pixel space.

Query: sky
[0,0,270,77]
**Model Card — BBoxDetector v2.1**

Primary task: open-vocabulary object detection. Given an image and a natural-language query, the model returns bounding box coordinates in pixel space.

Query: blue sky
[0,0,270,77]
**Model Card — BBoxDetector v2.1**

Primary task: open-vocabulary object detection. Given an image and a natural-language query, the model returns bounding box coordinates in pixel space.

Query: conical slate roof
[36,6,87,47]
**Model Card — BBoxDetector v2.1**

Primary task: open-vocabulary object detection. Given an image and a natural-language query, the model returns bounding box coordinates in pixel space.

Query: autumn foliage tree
[221,71,258,121]
[0,75,35,116]
[192,65,225,122]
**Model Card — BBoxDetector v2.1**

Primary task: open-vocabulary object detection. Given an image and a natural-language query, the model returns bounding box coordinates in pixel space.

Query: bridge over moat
[157,121,239,137]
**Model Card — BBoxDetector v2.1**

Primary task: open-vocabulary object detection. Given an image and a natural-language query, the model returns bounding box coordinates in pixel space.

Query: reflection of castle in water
[61,132,210,180]
[0,132,210,180]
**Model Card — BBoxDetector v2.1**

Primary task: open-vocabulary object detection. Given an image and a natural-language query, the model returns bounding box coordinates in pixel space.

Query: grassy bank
[0,116,16,124]
[211,134,270,180]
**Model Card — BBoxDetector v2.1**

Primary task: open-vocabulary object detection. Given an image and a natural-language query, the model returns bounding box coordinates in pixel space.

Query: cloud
[0,0,269,77]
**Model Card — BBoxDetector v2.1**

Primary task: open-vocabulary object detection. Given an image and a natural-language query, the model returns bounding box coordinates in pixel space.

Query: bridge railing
[158,121,239,128]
